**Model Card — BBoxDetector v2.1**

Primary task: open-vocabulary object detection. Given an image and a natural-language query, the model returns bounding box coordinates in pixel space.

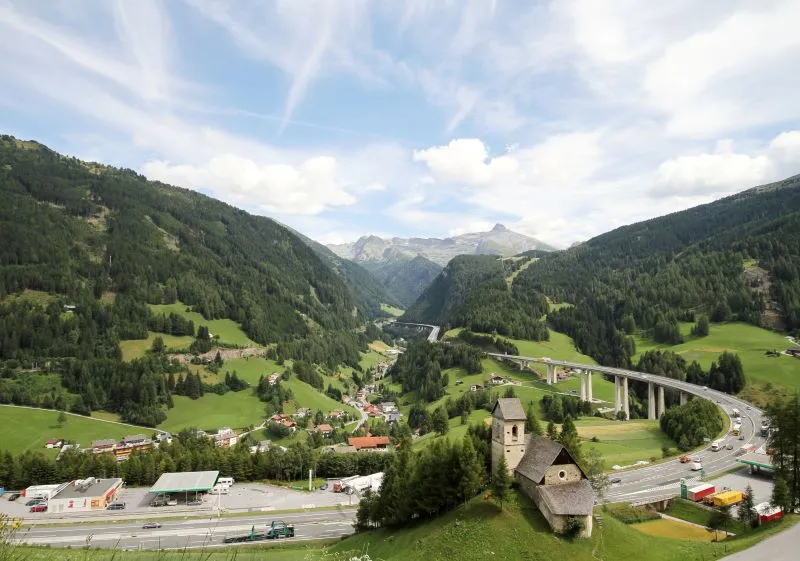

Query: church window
[558,470,567,480]
[511,425,518,440]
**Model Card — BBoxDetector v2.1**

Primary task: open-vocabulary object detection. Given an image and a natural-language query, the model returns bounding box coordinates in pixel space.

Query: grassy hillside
[0,405,150,454]
[329,490,795,561]
[119,331,194,361]
[149,302,258,347]
[576,418,678,468]
[634,321,800,396]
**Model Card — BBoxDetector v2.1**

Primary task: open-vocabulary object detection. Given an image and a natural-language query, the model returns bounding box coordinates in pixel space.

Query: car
[679,455,690,463]
[106,502,126,510]
[727,443,734,450]
[30,504,47,513]
[25,499,45,507]
[702,386,709,391]
[187,500,202,506]
[747,406,752,410]
[166,499,178,506]
[151,499,167,507]
[320,483,329,491]
[142,522,162,529]
[716,399,721,403]
[611,477,622,484]
[691,461,703,471]
[739,434,745,440]
[7,493,20,502]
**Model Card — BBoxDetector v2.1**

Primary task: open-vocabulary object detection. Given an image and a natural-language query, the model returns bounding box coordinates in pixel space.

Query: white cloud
[653,131,800,197]
[143,154,356,215]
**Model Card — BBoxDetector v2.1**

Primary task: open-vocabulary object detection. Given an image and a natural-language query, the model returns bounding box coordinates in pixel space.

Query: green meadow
[119,331,195,361]
[0,405,149,454]
[634,321,800,393]
[148,301,258,347]
[575,417,678,468]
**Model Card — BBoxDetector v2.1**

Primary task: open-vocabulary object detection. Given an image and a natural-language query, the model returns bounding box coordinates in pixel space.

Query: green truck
[223,521,295,543]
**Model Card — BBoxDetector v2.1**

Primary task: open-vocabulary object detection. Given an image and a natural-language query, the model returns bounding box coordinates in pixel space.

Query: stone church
[492,398,594,538]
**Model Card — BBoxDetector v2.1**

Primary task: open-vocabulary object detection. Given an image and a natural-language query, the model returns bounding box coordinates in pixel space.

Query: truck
[731,408,740,418]
[687,483,716,502]
[223,521,295,543]
[761,423,770,437]
[738,443,756,456]
[332,473,384,495]
[732,422,742,436]
[704,490,744,507]
[711,440,722,452]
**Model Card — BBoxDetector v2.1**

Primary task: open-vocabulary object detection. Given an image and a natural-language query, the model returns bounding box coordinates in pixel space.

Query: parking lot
[712,467,775,505]
[0,482,353,521]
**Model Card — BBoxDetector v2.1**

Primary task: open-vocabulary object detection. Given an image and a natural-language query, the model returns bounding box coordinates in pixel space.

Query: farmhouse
[491,398,594,538]
[314,423,333,437]
[489,374,506,385]
[470,384,485,392]
[45,438,63,449]
[214,427,238,448]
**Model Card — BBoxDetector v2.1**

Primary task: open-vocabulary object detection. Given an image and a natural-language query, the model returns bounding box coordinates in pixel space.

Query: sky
[1,0,799,248]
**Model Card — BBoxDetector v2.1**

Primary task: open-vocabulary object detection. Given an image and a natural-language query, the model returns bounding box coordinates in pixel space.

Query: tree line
[659,399,724,451]
[0,431,392,490]
[389,341,483,402]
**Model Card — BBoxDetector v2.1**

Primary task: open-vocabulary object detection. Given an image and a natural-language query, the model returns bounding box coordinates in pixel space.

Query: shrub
[605,503,660,524]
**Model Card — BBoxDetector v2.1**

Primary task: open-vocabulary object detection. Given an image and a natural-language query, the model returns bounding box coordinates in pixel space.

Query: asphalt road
[15,509,356,550]
[718,522,800,561]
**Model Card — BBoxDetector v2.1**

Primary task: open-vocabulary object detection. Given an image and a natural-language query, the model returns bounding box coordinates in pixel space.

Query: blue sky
[1,0,799,248]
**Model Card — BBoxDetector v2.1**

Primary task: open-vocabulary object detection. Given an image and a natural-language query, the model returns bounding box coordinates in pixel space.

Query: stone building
[491,398,594,538]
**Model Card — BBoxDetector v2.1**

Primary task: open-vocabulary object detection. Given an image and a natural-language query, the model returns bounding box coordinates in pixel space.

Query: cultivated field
[148,301,258,347]
[633,519,720,542]
[575,418,678,468]
[380,303,404,317]
[158,392,266,433]
[634,321,800,393]
[0,405,149,454]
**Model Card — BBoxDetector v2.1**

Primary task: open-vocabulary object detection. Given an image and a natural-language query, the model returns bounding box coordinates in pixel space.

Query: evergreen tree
[559,416,582,464]
[772,475,790,513]
[214,351,223,367]
[432,407,449,434]
[458,436,484,504]
[691,315,710,337]
[546,420,558,440]
[56,410,67,427]
[151,336,165,353]
[492,454,511,509]
[525,404,542,435]
[738,484,756,529]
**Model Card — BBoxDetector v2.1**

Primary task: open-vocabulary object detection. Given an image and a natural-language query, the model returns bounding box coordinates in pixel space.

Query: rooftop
[148,471,220,493]
[538,480,594,516]
[737,453,773,470]
[92,439,116,448]
[55,478,122,501]
[493,398,526,421]
[348,436,390,449]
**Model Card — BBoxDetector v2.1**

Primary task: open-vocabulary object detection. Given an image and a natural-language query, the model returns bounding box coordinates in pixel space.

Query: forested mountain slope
[362,254,442,307]
[402,255,549,340]
[0,136,367,425]
[289,228,402,316]
[517,173,800,366]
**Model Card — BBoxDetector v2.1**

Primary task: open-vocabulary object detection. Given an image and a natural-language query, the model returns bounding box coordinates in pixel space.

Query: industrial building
[47,478,123,513]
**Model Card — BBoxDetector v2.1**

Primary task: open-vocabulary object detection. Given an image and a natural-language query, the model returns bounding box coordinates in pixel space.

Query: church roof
[515,435,566,483]
[492,398,526,421]
[538,480,595,516]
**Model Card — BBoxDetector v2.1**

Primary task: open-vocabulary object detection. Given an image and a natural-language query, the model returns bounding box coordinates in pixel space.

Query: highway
[15,509,356,550]
[487,353,766,504]
[391,321,440,342]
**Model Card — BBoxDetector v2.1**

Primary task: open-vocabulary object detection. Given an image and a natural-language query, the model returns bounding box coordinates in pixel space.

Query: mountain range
[327,223,554,267]
[326,223,554,307]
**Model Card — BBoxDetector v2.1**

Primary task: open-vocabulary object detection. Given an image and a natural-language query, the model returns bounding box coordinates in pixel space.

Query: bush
[563,516,585,538]
[605,503,660,524]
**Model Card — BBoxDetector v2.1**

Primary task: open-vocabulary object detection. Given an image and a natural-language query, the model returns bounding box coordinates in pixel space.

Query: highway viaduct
[488,353,721,421]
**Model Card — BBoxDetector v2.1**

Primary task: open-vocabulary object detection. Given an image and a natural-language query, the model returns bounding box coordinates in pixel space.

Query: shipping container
[712,490,743,507]
[687,484,716,501]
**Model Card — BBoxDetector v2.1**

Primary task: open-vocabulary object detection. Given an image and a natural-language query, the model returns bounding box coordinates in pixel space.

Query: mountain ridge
[327,223,555,267]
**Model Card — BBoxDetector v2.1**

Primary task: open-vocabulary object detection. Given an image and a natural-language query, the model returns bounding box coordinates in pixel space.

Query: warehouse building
[47,477,123,513]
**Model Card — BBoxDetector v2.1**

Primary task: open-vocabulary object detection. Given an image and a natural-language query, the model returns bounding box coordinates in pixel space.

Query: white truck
[711,440,722,452]
[334,473,384,495]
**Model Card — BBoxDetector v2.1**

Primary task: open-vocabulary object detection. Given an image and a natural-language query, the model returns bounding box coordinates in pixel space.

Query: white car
[691,461,703,471]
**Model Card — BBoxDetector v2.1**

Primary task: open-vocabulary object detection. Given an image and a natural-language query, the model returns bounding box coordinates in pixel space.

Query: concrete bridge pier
[579,373,587,401]
[657,386,665,418]
[623,377,630,420]
[586,371,593,402]
[546,363,556,385]
[614,376,621,413]
[680,392,688,406]
[647,382,656,420]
